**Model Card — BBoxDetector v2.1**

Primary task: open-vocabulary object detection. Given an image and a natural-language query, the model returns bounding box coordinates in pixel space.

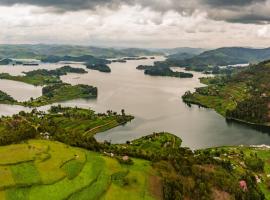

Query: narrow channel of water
[0,57,270,149]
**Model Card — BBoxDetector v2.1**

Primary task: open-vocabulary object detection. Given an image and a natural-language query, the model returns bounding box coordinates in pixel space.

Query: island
[182,60,270,127]
[0,66,99,107]
[0,106,266,199]
[0,66,87,86]
[24,83,97,107]
[0,90,17,104]
[86,63,111,73]
[137,62,193,78]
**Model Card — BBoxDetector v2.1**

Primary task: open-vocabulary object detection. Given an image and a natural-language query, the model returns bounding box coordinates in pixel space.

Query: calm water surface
[0,58,270,149]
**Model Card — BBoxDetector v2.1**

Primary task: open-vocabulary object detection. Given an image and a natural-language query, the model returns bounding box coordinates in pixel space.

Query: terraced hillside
[0,140,158,200]
[182,60,270,126]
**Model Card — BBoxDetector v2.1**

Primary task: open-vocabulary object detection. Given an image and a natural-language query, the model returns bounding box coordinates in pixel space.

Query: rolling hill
[183,59,270,126]
[166,47,270,71]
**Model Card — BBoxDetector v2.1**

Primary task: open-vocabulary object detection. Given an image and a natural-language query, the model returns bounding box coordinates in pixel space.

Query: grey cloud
[0,0,270,24]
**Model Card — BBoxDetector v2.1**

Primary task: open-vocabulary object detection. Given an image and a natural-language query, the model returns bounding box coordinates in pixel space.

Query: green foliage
[86,63,111,73]
[10,162,41,186]
[183,60,270,125]
[61,159,85,180]
[0,44,160,59]
[0,66,87,86]
[138,61,193,78]
[166,47,270,72]
[24,83,97,107]
[0,90,17,104]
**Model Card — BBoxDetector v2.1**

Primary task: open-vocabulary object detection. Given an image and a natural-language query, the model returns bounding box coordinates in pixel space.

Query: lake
[1,57,270,149]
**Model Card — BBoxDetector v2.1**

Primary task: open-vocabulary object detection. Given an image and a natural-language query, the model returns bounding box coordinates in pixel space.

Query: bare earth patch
[149,175,163,200]
[212,188,231,200]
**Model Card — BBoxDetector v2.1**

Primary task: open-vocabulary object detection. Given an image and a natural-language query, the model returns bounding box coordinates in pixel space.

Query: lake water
[1,57,270,149]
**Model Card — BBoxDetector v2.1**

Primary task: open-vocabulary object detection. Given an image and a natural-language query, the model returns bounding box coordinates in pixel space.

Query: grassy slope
[183,60,270,124]
[0,73,60,86]
[0,140,158,200]
[202,146,270,199]
[183,78,250,116]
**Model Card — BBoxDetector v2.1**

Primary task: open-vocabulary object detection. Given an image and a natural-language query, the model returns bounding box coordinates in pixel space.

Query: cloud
[0,4,269,48]
[0,0,270,24]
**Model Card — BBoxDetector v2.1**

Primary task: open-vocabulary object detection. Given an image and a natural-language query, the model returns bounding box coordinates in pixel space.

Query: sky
[0,0,270,48]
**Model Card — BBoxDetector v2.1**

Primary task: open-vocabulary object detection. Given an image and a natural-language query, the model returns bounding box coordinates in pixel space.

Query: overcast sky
[0,0,270,48]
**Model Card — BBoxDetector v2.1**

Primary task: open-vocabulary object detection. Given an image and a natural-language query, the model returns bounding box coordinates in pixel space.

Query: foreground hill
[166,47,270,72]
[0,139,158,200]
[183,60,270,126]
[0,131,267,200]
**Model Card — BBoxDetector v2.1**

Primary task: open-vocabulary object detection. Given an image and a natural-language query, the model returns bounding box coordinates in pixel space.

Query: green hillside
[0,140,158,200]
[182,60,270,126]
[165,47,270,72]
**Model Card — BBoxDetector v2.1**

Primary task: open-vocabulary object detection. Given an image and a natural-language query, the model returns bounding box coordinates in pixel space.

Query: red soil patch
[149,175,163,200]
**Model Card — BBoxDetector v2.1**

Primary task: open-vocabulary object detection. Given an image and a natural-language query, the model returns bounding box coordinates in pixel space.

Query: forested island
[183,60,270,126]
[137,62,193,78]
[0,66,99,107]
[86,63,111,73]
[0,66,87,86]
[0,105,267,199]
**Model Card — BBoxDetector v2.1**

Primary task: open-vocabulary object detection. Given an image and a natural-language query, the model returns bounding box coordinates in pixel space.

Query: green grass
[0,140,158,200]
[61,159,85,180]
[202,146,270,199]
[183,80,250,116]
[10,162,41,186]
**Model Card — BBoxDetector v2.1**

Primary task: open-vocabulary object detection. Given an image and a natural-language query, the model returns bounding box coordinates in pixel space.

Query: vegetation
[86,63,111,73]
[41,55,110,65]
[137,62,193,78]
[0,105,134,147]
[0,44,160,59]
[24,83,97,107]
[0,127,268,200]
[0,66,100,107]
[182,60,270,126]
[165,47,270,72]
[0,91,17,104]
[0,140,157,200]
[0,66,87,86]
[0,59,14,65]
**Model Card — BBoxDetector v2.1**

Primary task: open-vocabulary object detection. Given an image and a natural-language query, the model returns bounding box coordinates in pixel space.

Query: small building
[239,180,248,191]
[122,156,129,161]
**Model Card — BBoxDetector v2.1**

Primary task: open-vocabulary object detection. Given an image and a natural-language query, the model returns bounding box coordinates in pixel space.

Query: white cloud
[257,26,270,38]
[0,4,269,48]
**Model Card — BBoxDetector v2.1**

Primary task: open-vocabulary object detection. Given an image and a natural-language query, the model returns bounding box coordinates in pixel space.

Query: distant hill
[0,44,161,59]
[156,47,206,55]
[168,47,270,71]
[166,52,195,60]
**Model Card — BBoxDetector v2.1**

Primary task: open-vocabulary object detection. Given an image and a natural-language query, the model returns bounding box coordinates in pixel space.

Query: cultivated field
[0,140,159,200]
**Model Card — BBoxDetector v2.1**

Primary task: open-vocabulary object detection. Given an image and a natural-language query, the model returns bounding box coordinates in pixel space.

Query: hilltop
[164,47,270,72]
[0,44,160,59]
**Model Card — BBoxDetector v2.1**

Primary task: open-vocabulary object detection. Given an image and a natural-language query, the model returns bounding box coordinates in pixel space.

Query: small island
[0,66,99,107]
[24,83,98,107]
[86,63,111,73]
[137,62,193,78]
[0,66,87,86]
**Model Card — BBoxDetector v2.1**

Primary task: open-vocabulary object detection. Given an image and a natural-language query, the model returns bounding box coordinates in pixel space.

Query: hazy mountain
[167,47,270,70]
[0,44,161,59]
[155,47,206,55]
